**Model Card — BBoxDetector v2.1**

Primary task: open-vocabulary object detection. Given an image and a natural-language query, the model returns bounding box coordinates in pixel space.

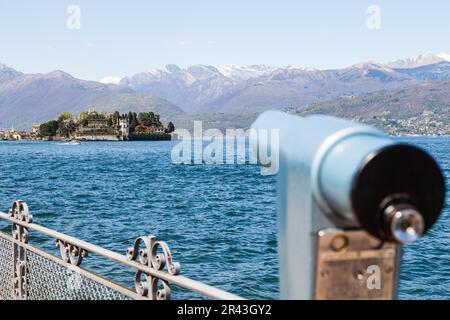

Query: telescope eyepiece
[383,203,425,243]
[351,144,445,243]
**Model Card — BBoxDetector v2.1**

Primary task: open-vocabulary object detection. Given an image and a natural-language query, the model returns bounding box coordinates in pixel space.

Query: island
[0,110,176,141]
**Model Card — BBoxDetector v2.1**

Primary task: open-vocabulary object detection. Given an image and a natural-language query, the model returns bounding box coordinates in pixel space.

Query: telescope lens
[351,144,445,242]
[388,206,425,243]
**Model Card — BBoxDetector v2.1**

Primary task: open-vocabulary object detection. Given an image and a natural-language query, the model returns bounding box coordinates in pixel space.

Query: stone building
[119,118,129,138]
[32,125,40,135]
[75,111,126,141]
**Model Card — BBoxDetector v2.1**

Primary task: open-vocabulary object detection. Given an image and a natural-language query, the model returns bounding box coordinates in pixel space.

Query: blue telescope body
[251,111,445,299]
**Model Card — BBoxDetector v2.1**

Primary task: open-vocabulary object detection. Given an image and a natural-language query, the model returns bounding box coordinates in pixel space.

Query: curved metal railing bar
[0,231,144,300]
[0,208,244,300]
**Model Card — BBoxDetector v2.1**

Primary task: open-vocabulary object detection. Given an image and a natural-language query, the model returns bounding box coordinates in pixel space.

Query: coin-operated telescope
[251,111,445,300]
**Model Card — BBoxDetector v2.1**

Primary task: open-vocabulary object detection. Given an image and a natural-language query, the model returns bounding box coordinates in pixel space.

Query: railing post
[127,235,181,300]
[9,200,33,300]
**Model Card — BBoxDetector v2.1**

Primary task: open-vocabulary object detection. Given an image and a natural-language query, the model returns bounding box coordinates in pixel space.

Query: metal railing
[0,200,244,300]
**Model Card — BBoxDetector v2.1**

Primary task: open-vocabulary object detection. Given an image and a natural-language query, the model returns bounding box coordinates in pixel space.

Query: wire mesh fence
[0,200,243,301]
[0,236,14,300]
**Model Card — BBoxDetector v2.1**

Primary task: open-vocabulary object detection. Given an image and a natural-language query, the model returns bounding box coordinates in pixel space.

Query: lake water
[0,137,448,299]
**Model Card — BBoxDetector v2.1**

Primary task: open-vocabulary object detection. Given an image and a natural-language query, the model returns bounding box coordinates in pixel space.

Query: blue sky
[0,0,449,81]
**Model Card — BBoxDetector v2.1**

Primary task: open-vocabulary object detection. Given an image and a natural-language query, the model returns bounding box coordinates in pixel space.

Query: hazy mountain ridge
[2,52,450,131]
[298,81,450,135]
[394,61,450,81]
[170,80,450,135]
[199,62,418,114]
[120,59,450,115]
[0,67,184,129]
[0,63,23,83]
[120,64,246,113]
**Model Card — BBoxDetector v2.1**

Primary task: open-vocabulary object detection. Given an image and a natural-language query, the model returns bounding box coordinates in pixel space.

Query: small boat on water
[60,139,81,145]
[68,139,81,145]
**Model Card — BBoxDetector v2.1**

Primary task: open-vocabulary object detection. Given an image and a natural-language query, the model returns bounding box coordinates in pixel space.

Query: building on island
[119,118,129,137]
[32,125,40,135]
[0,128,28,140]
[0,129,9,140]
[133,125,166,134]
[153,127,165,133]
[74,111,126,141]
[10,131,23,140]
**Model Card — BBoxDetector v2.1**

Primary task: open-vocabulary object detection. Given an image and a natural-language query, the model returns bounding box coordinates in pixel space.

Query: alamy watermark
[66,5,81,30]
[366,265,381,290]
[355,265,382,290]
[171,121,279,175]
[367,5,381,30]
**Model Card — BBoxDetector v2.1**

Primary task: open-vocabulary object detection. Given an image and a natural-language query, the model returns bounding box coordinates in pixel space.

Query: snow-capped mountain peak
[99,76,122,85]
[351,61,394,72]
[0,62,23,82]
[124,64,276,84]
[162,64,182,74]
[0,62,17,71]
[387,52,449,68]
[437,53,450,61]
[216,65,275,80]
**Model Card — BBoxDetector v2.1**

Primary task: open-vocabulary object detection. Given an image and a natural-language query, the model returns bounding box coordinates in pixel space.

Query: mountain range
[170,79,450,134]
[298,81,450,135]
[0,69,184,129]
[120,58,450,115]
[1,52,450,131]
[301,80,450,120]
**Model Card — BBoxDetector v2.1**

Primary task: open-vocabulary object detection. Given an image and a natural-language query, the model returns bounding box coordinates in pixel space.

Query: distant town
[0,110,176,141]
[350,110,450,137]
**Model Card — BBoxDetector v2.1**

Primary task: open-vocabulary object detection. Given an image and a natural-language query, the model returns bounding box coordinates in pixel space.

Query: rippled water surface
[0,138,448,299]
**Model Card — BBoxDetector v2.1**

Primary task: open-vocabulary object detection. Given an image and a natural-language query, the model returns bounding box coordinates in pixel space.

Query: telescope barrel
[251,111,445,299]
[252,111,445,243]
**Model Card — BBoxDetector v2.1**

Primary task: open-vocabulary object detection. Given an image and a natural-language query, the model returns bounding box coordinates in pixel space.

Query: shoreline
[0,139,175,142]
[2,134,450,143]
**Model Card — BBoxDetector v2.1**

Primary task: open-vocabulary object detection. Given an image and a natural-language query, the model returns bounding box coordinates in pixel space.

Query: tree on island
[79,112,90,126]
[57,112,76,138]
[138,112,162,127]
[129,112,139,132]
[138,112,153,127]
[39,120,59,137]
[111,111,120,127]
[58,112,73,122]
[167,122,175,133]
